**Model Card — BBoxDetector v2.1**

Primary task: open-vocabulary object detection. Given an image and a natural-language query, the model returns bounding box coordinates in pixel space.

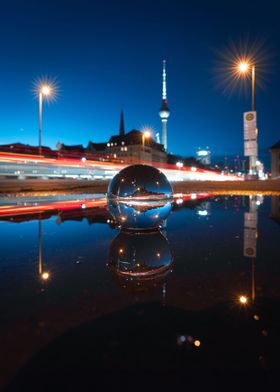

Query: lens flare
[238,61,249,73]
[140,125,155,137]
[32,76,60,102]
[213,37,272,96]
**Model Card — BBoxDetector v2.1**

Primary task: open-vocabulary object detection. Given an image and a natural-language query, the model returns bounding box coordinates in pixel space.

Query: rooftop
[270,140,280,150]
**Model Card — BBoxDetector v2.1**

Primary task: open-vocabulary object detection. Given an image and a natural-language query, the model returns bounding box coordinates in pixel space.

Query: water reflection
[108,229,172,284]
[270,195,280,224]
[1,193,280,389]
[38,219,50,281]
[243,195,263,302]
[196,201,211,217]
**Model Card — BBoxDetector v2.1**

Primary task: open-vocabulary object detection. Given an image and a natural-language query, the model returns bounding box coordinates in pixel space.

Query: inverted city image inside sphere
[107,164,173,200]
[107,197,172,230]
[108,229,172,282]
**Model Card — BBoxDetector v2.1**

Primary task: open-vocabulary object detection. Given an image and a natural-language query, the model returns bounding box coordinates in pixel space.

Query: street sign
[244,111,257,157]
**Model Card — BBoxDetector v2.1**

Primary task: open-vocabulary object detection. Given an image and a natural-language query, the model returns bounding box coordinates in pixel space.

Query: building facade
[269,140,280,178]
[102,129,166,164]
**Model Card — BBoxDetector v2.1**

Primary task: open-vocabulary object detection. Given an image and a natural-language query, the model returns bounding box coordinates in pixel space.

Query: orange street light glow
[239,295,248,304]
[238,61,249,73]
[41,272,50,280]
[144,130,151,138]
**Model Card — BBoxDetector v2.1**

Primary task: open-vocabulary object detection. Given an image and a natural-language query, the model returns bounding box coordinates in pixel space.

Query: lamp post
[38,84,52,155]
[237,61,258,175]
[142,130,151,162]
[237,61,255,112]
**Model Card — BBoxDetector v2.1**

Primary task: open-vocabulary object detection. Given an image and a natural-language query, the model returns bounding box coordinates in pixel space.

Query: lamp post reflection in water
[38,219,50,281]
[243,195,263,302]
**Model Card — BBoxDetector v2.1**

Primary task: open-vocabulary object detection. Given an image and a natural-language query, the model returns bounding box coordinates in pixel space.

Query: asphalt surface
[0,178,279,195]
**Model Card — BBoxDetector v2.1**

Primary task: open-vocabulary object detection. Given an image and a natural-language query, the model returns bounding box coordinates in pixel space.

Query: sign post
[244,111,258,177]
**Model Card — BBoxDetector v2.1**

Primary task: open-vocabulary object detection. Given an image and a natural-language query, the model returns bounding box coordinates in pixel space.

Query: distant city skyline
[0,0,279,167]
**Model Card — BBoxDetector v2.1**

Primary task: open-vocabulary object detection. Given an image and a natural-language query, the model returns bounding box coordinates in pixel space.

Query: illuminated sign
[244,111,257,157]
[197,150,208,156]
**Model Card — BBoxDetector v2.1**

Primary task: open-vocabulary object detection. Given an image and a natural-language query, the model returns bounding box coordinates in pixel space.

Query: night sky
[1,0,280,166]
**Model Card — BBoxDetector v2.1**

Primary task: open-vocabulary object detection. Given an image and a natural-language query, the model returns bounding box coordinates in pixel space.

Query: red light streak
[0,194,211,218]
[0,152,243,181]
[0,198,107,217]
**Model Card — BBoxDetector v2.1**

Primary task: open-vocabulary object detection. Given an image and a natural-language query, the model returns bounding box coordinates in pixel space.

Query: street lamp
[236,59,258,176]
[142,130,151,162]
[38,84,52,155]
[33,78,58,155]
[237,60,256,111]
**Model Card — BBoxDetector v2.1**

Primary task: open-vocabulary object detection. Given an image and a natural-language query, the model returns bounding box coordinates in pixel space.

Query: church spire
[119,108,125,136]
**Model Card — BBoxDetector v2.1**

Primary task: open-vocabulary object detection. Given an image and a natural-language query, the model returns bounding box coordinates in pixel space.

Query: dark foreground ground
[6,301,280,392]
[0,178,280,195]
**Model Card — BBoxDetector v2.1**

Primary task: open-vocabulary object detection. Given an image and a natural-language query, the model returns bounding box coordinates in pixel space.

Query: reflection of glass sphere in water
[108,229,172,281]
[107,164,173,230]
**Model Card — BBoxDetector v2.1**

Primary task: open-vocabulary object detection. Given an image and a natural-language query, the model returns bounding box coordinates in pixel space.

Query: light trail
[0,193,212,218]
[0,198,107,217]
[0,152,243,181]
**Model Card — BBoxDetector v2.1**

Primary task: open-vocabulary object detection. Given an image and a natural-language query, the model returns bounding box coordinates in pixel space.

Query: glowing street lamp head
[144,130,151,138]
[41,85,51,96]
[33,76,59,102]
[214,39,270,96]
[238,61,249,73]
[234,58,253,79]
[141,125,153,138]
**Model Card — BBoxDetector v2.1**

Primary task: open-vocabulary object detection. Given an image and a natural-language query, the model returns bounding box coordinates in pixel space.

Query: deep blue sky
[0,0,279,163]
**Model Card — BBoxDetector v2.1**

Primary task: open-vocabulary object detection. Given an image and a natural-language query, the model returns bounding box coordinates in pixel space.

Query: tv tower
[159,60,170,151]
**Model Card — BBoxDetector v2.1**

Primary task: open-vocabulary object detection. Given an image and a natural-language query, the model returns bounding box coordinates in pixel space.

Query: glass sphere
[108,229,172,281]
[107,164,173,230]
[107,164,173,200]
